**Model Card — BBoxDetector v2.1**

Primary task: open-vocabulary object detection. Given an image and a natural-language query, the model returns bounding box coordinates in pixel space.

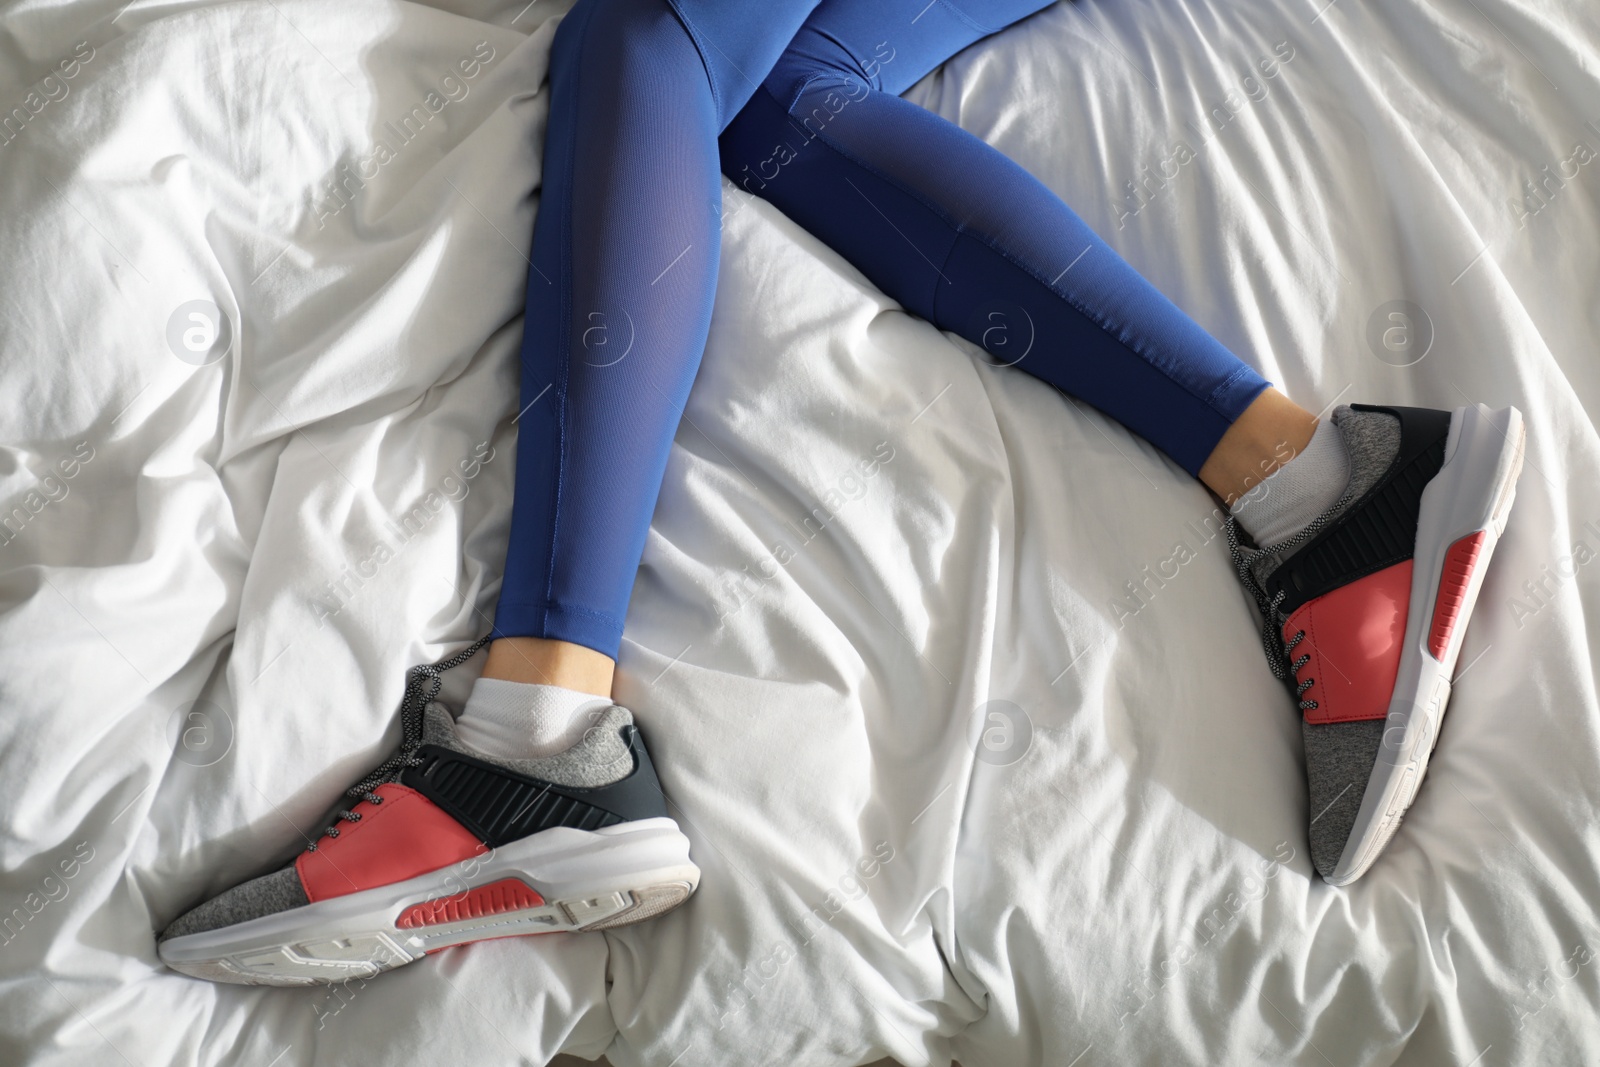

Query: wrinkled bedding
[2,0,1599,1063]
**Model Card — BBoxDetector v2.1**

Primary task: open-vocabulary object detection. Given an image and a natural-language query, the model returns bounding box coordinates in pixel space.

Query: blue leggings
[493,0,1273,657]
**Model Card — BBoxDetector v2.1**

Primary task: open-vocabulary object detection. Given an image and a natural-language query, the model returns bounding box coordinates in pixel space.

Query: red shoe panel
[1428,531,1486,660]
[296,783,487,903]
[396,878,546,929]
[1283,560,1412,725]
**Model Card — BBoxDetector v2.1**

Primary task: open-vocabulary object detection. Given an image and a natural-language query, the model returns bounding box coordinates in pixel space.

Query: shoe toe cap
[1303,718,1385,879]
[159,865,308,944]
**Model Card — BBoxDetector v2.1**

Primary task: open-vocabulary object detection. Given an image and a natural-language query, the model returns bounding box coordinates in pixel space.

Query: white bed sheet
[2,0,1599,1064]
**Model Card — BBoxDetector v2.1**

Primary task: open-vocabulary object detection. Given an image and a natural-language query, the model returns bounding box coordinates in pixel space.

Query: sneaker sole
[158,817,699,986]
[1325,403,1525,885]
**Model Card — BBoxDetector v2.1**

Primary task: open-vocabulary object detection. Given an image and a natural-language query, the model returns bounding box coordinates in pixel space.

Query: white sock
[455,678,611,759]
[1229,416,1351,548]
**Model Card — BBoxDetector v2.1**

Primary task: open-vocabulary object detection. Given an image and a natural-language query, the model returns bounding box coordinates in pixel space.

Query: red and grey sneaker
[157,645,700,985]
[1226,402,1525,884]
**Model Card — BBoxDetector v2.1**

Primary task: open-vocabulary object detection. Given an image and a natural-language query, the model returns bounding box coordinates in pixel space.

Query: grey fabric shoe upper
[1226,404,1407,878]
[1302,719,1386,876]
[159,866,308,943]
[160,700,639,943]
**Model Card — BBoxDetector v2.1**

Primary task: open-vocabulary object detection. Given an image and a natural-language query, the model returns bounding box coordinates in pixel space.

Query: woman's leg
[485,0,819,693]
[492,0,1323,695]
[160,2,846,976]
[715,3,1536,892]
[717,0,1313,495]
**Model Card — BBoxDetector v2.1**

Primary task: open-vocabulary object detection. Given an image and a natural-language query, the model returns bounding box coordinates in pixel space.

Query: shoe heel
[1434,405,1523,519]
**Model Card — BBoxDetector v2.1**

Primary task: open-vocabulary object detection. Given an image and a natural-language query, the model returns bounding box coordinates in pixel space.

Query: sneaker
[1226,402,1525,884]
[157,644,701,985]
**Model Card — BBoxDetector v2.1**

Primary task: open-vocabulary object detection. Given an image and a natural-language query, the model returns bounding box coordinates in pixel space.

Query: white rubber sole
[158,818,699,985]
[1325,404,1525,885]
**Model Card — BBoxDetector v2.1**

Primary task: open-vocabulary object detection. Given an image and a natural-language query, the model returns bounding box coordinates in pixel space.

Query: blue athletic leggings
[493,0,1273,657]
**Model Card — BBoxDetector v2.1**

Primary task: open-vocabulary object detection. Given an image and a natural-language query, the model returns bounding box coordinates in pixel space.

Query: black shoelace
[1223,479,1358,711]
[306,634,494,852]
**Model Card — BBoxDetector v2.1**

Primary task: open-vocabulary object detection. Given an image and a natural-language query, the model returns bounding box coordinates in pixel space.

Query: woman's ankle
[480,636,615,698]
[1198,386,1319,505]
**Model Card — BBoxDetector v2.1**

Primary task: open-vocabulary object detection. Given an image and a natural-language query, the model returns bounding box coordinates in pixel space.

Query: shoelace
[1223,478,1359,708]
[306,634,493,853]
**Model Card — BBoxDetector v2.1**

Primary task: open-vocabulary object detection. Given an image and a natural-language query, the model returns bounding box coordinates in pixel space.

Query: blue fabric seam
[664,0,725,123]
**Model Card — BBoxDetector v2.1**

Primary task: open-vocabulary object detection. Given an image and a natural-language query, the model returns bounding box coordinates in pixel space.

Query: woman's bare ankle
[1198,386,1318,505]
[480,637,615,698]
